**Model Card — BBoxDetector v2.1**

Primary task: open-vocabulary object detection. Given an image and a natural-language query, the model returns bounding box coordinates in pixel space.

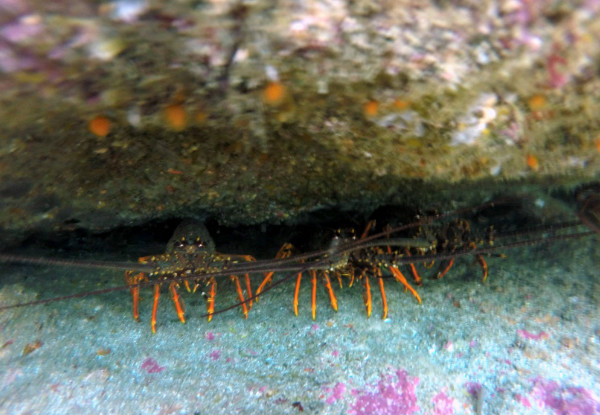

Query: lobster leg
[404,248,423,285]
[125,271,148,321]
[385,245,421,303]
[476,254,488,282]
[436,258,455,279]
[293,272,302,316]
[244,273,252,310]
[376,268,388,320]
[206,278,216,322]
[169,282,185,324]
[361,270,372,318]
[151,284,160,334]
[256,243,293,301]
[230,275,248,319]
[389,267,422,304]
[321,271,338,312]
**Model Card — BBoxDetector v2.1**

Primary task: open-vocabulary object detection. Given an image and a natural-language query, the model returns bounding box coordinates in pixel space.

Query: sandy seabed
[0,235,599,415]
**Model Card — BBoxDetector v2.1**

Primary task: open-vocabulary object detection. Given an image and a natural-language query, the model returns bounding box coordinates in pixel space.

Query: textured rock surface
[1,0,599,241]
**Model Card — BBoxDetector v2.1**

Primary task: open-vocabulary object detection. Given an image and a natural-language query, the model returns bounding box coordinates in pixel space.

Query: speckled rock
[0,0,599,242]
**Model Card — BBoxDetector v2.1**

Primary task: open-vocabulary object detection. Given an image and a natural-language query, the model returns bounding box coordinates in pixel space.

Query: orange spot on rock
[88,115,111,137]
[263,82,287,106]
[526,154,539,171]
[363,100,379,118]
[164,104,187,131]
[527,94,546,111]
[394,99,410,111]
[596,136,600,152]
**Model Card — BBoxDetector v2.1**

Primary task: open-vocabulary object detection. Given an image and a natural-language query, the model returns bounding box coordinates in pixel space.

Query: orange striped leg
[256,243,293,301]
[151,284,160,334]
[360,221,378,317]
[206,278,216,322]
[390,267,421,304]
[125,271,147,321]
[362,270,372,318]
[436,258,455,279]
[404,249,423,285]
[376,269,388,320]
[169,282,185,324]
[183,277,199,293]
[361,220,376,239]
[256,271,273,302]
[231,275,248,318]
[467,241,488,282]
[385,245,420,303]
[244,273,253,310]
[334,271,343,288]
[476,254,488,282]
[132,284,140,321]
[347,268,355,287]
[311,270,317,320]
[224,254,254,309]
[293,272,302,316]
[360,220,377,318]
[321,271,338,312]
[191,282,200,293]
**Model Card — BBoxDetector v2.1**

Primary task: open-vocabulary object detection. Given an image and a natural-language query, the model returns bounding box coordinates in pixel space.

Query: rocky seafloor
[0,198,599,415]
[1,1,600,413]
[0,0,599,244]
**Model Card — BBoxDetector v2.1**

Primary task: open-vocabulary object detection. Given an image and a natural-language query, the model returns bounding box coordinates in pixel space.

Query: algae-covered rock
[0,0,599,241]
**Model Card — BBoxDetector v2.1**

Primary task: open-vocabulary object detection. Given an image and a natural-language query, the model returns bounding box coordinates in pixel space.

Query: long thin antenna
[0,253,153,272]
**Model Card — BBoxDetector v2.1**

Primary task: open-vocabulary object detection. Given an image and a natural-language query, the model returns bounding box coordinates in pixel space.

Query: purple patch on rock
[349,369,419,415]
[531,377,600,415]
[466,382,482,397]
[141,357,165,373]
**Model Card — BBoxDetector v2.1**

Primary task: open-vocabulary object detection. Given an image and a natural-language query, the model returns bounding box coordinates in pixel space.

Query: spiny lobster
[0,189,597,333]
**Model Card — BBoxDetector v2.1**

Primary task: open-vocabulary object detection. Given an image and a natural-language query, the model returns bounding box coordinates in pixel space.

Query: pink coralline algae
[324,382,346,404]
[140,357,165,374]
[515,393,532,408]
[432,390,455,415]
[349,369,419,415]
[517,329,550,341]
[531,377,600,415]
[209,349,221,361]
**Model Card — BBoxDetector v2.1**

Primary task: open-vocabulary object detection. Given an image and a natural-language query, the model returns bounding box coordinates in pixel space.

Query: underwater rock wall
[0,0,599,239]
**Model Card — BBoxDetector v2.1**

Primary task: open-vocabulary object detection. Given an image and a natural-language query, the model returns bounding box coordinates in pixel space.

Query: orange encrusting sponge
[88,115,111,137]
[164,104,188,131]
